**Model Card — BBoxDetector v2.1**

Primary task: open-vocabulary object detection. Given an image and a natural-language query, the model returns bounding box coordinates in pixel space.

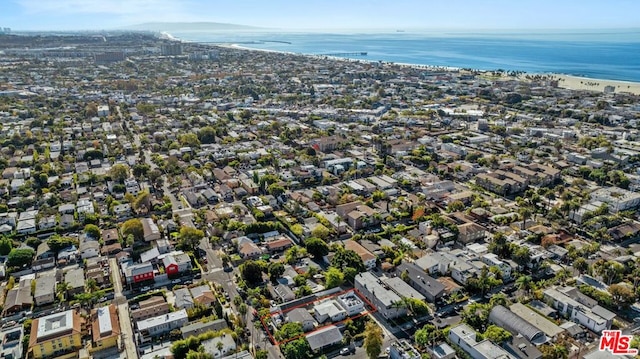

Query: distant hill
[125,22,264,32]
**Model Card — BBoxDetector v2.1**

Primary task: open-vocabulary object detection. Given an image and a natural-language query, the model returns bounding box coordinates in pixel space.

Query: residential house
[141,218,161,242]
[396,263,445,302]
[237,237,262,259]
[314,300,347,324]
[543,286,615,333]
[79,239,100,259]
[136,309,189,339]
[4,278,33,314]
[64,268,85,298]
[502,335,543,359]
[190,285,216,307]
[457,222,487,244]
[90,304,121,353]
[174,288,195,310]
[60,214,75,228]
[113,203,132,221]
[123,262,154,284]
[34,272,56,306]
[33,242,55,271]
[336,201,379,230]
[306,325,343,353]
[265,236,293,253]
[272,284,295,302]
[343,240,377,270]
[38,215,56,231]
[448,324,516,359]
[131,296,170,321]
[163,252,192,276]
[181,319,228,339]
[201,334,237,358]
[102,228,119,244]
[286,308,316,332]
[28,310,83,359]
[355,272,406,319]
[481,253,512,280]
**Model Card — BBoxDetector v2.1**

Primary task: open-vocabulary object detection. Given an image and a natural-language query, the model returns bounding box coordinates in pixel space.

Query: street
[143,148,196,227]
[110,257,138,359]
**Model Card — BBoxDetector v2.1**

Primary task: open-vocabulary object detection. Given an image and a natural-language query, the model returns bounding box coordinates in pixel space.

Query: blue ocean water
[171,30,640,82]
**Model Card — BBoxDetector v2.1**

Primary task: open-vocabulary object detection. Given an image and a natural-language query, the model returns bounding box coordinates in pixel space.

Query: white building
[136,309,188,338]
[448,324,516,359]
[543,287,615,333]
[590,188,640,212]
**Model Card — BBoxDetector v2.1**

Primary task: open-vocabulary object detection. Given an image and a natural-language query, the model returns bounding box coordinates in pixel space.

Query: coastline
[549,74,640,95]
[167,33,640,95]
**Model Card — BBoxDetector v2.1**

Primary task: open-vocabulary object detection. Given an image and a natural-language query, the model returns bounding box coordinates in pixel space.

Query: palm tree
[489,293,510,307]
[518,207,532,230]
[216,341,224,356]
[515,275,534,296]
[86,278,99,293]
[56,282,69,301]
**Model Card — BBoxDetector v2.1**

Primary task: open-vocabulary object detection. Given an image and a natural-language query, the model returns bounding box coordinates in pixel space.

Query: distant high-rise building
[188,50,219,61]
[161,43,182,56]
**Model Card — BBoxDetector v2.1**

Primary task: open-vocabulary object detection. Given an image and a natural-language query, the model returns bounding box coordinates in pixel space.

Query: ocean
[170,30,640,83]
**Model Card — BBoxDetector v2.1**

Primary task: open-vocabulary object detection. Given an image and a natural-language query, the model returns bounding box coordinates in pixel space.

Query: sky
[1,0,638,31]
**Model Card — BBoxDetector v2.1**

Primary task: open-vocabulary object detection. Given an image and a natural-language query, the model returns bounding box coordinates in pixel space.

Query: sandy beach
[215,42,640,96]
[550,74,640,95]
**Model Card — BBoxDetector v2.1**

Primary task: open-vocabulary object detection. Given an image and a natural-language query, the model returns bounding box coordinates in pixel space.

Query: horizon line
[7,25,640,33]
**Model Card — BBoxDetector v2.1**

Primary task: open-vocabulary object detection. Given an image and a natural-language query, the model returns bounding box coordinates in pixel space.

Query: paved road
[143,149,195,227]
[110,257,138,359]
[200,240,281,359]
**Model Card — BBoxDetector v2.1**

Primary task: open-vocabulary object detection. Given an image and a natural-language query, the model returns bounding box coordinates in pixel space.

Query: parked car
[339,348,350,356]
[171,279,181,284]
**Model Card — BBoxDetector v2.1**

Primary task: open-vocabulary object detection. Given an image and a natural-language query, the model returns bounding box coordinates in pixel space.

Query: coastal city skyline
[2,2,640,359]
[2,0,640,31]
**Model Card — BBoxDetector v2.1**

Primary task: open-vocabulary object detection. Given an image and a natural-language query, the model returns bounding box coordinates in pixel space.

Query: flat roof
[137,309,188,331]
[97,306,112,336]
[36,310,74,339]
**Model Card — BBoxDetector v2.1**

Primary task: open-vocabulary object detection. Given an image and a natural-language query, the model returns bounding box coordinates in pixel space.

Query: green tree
[462,303,490,331]
[239,260,266,285]
[363,321,383,359]
[573,257,588,274]
[7,248,34,267]
[0,237,13,255]
[304,237,329,258]
[310,224,331,240]
[515,275,535,296]
[108,163,129,182]
[483,325,512,343]
[608,283,636,308]
[331,248,365,273]
[267,183,285,197]
[84,224,100,239]
[179,226,205,252]
[178,133,201,148]
[268,262,285,282]
[47,236,78,252]
[281,337,311,359]
[325,267,345,288]
[121,218,144,242]
[197,126,217,144]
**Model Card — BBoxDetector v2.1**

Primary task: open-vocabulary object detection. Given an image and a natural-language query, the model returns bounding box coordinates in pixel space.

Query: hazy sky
[1,0,638,31]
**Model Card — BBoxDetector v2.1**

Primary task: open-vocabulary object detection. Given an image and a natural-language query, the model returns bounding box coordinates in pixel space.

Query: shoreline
[169,33,640,95]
